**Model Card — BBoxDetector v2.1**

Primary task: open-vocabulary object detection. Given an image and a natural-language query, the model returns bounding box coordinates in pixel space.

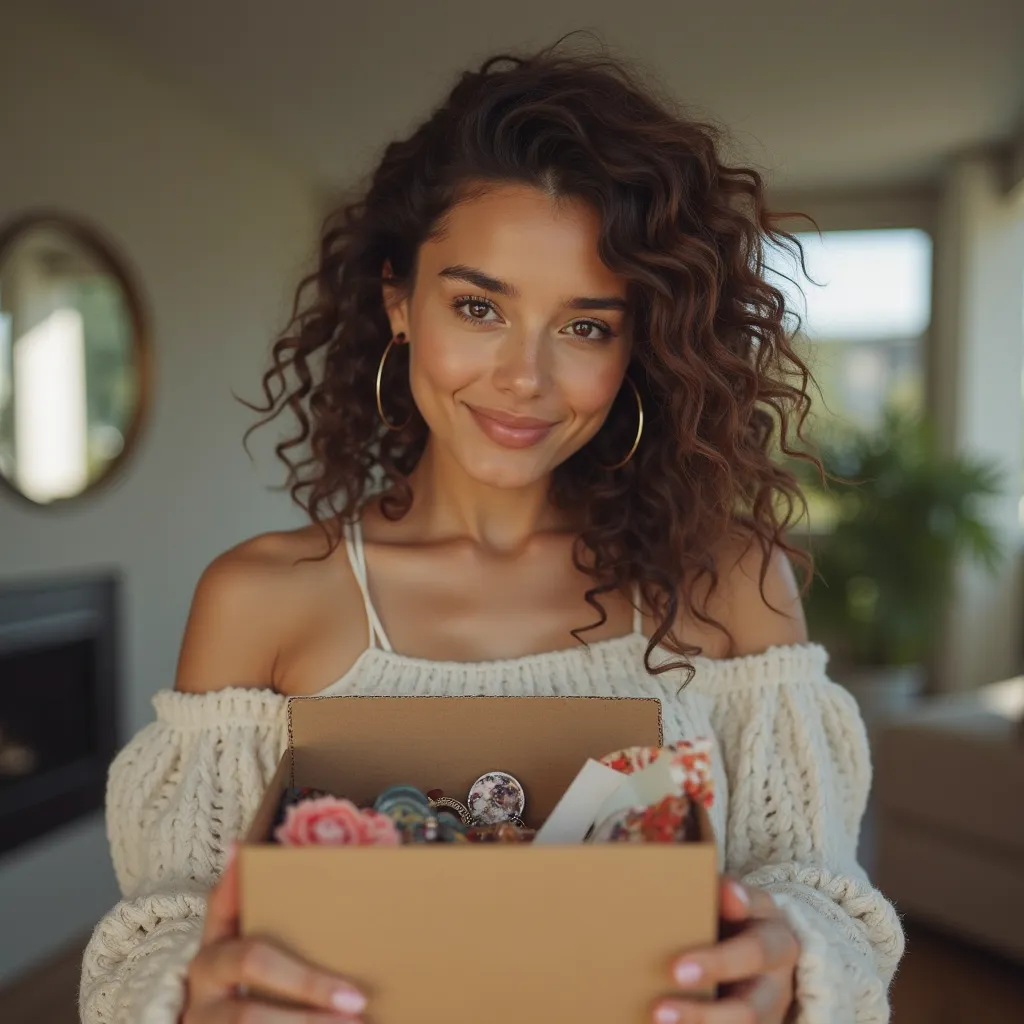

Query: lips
[465,404,558,450]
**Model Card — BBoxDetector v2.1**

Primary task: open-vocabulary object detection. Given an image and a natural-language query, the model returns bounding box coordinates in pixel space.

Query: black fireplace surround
[0,573,119,856]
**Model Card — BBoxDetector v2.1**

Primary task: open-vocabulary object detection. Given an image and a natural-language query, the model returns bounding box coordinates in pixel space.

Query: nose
[491,328,550,400]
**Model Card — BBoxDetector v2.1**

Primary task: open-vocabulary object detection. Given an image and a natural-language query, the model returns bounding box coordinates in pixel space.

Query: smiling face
[384,183,632,490]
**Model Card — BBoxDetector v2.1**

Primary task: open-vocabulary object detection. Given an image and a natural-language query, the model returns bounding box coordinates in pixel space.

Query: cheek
[561,357,629,418]
[408,323,485,399]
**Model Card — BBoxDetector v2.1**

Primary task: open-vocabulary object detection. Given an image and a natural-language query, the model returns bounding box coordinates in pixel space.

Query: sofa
[873,677,1024,964]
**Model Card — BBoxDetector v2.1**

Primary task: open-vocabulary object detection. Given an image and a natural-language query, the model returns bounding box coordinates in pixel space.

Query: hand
[653,876,799,1024]
[182,844,368,1023]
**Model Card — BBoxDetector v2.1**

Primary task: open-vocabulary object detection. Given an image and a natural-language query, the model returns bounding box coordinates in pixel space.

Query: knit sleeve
[696,646,905,1024]
[79,687,287,1024]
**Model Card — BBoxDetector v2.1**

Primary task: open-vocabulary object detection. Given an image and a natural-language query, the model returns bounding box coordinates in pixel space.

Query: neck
[403,438,572,554]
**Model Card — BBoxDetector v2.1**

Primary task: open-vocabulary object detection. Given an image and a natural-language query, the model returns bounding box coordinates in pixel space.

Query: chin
[456,446,554,490]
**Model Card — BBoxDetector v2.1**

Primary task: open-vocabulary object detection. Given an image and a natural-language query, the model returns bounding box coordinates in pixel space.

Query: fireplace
[0,573,119,856]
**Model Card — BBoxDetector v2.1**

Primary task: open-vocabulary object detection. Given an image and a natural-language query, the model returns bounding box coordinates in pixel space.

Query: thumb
[719,875,753,923]
[200,843,240,947]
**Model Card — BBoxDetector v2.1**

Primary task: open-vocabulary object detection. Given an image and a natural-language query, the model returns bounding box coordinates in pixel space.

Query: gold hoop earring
[600,377,644,470]
[375,334,412,431]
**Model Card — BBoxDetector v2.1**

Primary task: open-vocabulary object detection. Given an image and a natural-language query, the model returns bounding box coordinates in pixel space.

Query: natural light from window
[766,228,933,438]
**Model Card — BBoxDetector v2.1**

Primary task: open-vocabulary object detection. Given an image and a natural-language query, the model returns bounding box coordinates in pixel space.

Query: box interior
[260,694,666,832]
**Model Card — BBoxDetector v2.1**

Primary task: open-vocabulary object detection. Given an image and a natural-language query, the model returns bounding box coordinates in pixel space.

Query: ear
[381,259,411,339]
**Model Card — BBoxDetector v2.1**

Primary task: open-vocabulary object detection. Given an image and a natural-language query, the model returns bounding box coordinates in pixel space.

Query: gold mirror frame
[0,210,152,507]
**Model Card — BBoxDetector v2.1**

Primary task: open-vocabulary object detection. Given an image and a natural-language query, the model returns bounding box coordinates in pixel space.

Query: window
[767,228,933,441]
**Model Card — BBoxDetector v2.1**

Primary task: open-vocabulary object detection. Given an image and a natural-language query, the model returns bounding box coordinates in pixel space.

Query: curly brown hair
[249,41,816,677]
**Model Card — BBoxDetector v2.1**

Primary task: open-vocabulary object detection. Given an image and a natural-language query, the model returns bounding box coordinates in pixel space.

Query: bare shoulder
[685,534,808,659]
[174,525,344,693]
[717,535,808,656]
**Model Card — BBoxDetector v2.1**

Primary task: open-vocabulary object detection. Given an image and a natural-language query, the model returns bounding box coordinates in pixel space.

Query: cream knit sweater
[80,639,904,1023]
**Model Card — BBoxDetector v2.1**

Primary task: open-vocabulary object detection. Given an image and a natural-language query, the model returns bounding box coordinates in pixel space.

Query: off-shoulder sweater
[80,635,903,1023]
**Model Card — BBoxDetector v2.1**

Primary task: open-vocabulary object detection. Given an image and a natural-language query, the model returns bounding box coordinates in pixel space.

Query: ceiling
[55,0,1024,197]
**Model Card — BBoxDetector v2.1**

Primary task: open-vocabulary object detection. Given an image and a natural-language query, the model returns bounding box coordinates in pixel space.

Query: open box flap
[285,694,664,827]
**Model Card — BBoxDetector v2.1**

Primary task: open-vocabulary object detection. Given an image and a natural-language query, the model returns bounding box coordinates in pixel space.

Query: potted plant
[795,412,1004,731]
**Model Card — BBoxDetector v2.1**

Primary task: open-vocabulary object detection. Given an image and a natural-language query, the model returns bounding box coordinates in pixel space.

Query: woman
[81,45,903,1024]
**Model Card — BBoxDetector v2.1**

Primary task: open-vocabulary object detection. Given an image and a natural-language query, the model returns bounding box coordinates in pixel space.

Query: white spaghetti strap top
[342,519,394,652]
[343,517,645,654]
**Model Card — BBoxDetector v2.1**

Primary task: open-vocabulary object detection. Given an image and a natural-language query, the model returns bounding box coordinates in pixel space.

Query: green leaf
[791,411,1006,667]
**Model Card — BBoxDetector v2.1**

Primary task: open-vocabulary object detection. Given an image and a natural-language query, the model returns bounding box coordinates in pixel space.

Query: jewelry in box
[271,739,714,848]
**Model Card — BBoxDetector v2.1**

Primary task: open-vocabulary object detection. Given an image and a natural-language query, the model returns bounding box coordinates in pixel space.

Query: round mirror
[0,212,150,505]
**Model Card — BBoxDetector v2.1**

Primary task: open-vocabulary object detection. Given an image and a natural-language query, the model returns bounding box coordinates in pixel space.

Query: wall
[0,5,318,983]
[768,185,939,235]
[931,153,1024,691]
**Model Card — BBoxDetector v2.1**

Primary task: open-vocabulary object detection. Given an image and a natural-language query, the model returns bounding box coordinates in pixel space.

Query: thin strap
[632,582,644,636]
[342,520,394,652]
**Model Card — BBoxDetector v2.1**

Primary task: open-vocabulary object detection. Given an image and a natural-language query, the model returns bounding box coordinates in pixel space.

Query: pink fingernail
[331,988,367,1014]
[654,1006,681,1024]
[730,880,750,907]
[673,960,703,986]
[222,842,237,870]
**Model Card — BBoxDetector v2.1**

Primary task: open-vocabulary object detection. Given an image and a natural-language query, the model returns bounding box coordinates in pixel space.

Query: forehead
[419,183,625,299]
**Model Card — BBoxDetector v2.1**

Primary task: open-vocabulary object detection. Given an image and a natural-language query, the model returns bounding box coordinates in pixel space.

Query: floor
[4,921,1022,1023]
[889,922,1024,1023]
[2,934,87,1024]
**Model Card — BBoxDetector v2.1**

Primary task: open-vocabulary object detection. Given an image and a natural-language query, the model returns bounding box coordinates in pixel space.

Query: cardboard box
[241,695,718,1023]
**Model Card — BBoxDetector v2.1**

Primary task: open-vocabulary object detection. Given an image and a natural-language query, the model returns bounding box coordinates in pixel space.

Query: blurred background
[0,1,1022,1020]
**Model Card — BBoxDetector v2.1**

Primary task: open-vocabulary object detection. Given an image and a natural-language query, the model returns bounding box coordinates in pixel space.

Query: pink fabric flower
[274,796,400,847]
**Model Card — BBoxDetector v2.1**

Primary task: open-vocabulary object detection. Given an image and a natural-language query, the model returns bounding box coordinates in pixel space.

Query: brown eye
[565,319,613,342]
[453,297,500,324]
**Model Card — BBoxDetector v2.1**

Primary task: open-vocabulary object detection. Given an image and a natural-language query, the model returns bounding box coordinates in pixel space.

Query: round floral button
[467,771,526,825]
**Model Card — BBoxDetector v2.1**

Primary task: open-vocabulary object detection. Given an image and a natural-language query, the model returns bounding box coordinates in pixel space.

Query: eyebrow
[438,264,628,313]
